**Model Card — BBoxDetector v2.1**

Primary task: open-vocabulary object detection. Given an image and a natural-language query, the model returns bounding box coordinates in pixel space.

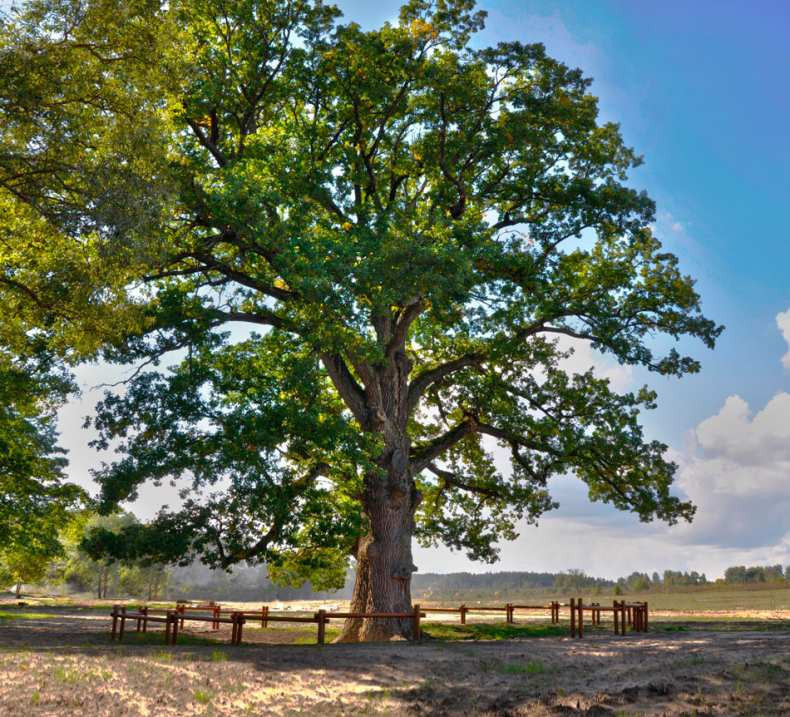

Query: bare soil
[0,607,789,715]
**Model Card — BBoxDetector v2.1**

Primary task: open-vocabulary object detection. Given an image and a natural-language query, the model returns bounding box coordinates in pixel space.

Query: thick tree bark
[15,582,22,599]
[334,343,423,642]
[337,463,420,642]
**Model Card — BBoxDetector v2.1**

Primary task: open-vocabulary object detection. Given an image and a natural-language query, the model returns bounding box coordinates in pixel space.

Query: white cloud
[777,308,790,370]
[669,391,790,550]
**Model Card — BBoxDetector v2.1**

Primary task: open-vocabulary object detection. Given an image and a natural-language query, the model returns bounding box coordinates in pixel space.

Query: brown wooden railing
[109,598,648,645]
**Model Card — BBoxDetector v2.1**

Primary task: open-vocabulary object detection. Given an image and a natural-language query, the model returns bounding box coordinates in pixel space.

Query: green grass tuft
[422,621,565,641]
[194,689,212,704]
[293,626,342,645]
[52,665,83,684]
[499,659,546,675]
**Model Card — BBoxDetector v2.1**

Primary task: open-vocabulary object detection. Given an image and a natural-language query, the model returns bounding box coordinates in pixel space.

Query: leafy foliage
[0,0,721,582]
[60,512,169,598]
[0,353,83,585]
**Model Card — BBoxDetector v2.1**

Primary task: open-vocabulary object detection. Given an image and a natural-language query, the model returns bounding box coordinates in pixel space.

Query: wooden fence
[111,603,425,645]
[109,598,647,645]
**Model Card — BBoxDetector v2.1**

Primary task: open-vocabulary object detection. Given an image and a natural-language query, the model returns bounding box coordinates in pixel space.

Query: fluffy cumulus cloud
[777,308,790,370]
[668,307,790,553]
[672,393,790,550]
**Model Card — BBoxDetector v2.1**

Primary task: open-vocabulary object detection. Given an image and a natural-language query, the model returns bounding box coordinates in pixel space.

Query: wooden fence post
[570,598,576,637]
[412,604,422,641]
[171,611,179,645]
[577,598,583,639]
[142,605,149,633]
[213,606,220,630]
[316,609,327,645]
[460,604,467,625]
[506,603,514,624]
[644,602,649,632]
[119,605,127,642]
[620,601,626,635]
[165,611,172,644]
[234,613,245,645]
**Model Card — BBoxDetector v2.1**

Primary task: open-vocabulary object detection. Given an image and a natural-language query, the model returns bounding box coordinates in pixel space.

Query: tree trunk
[337,459,420,642]
[15,582,22,599]
[325,342,421,642]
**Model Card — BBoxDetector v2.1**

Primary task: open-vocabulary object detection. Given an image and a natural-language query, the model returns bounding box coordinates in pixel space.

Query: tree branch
[320,353,370,429]
[385,297,424,357]
[407,354,482,415]
[427,462,506,500]
[410,417,477,474]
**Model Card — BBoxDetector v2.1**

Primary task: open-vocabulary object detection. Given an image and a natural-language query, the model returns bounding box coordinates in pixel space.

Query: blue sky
[50,1,790,579]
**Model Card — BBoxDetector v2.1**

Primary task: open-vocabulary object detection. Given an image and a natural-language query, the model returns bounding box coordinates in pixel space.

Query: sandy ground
[1,609,789,715]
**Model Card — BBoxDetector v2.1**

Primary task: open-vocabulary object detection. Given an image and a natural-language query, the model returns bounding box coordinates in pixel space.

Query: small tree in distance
[0,0,721,640]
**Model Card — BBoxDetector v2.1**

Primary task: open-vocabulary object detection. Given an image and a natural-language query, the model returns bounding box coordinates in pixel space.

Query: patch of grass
[209,649,227,662]
[0,610,54,620]
[31,691,40,705]
[293,626,342,645]
[733,661,787,681]
[52,665,83,684]
[499,659,546,675]
[676,654,706,668]
[658,624,689,632]
[194,689,212,704]
[152,650,173,662]
[422,621,565,641]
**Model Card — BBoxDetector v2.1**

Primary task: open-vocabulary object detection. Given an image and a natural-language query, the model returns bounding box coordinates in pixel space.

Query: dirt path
[1,613,789,715]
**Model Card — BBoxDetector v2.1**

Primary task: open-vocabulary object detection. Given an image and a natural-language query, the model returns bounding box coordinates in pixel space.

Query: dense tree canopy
[0,0,720,639]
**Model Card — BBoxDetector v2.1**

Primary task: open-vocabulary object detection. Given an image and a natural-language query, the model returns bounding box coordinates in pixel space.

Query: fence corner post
[413,603,422,641]
[110,605,119,641]
[570,598,576,637]
[171,611,179,645]
[237,613,245,645]
[316,609,327,645]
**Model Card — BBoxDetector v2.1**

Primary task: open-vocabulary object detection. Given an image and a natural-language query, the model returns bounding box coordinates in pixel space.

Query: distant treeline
[160,563,790,602]
[723,564,788,584]
[13,556,790,602]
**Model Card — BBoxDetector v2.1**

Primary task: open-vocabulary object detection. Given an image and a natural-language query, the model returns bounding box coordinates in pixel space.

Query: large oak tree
[0,0,720,640]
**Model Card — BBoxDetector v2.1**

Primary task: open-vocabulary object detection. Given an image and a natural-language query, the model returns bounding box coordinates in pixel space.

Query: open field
[1,599,789,715]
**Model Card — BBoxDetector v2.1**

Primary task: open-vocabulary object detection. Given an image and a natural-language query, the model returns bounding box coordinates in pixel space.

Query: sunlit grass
[0,610,54,620]
[421,622,566,641]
